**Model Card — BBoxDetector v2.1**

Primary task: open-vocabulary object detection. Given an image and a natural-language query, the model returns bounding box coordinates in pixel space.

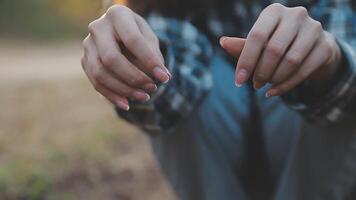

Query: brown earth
[0,40,177,200]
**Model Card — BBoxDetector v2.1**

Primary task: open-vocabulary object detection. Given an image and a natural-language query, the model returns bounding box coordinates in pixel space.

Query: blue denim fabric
[117,0,356,133]
[149,54,303,200]
[112,1,356,199]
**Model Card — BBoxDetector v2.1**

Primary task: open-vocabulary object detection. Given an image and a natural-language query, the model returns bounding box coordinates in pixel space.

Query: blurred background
[0,0,176,199]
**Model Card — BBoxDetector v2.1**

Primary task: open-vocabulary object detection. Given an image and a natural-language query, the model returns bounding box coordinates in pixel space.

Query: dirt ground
[0,40,177,200]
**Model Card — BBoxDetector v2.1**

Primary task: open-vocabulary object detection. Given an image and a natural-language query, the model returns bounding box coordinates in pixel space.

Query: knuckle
[285,53,302,66]
[313,20,323,32]
[266,43,284,57]
[107,5,131,18]
[249,30,268,42]
[293,6,308,18]
[269,3,284,10]
[88,20,101,34]
[101,52,118,67]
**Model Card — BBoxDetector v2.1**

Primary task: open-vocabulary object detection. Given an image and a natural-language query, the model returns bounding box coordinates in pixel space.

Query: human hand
[81,5,171,110]
[220,3,342,97]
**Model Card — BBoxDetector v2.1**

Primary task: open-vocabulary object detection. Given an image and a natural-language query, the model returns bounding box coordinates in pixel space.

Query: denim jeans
[149,54,304,200]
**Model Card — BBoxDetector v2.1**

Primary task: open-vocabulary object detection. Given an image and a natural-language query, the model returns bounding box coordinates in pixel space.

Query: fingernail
[133,90,150,102]
[236,68,248,85]
[219,36,228,47]
[153,67,170,83]
[254,81,263,90]
[143,83,157,93]
[116,99,130,111]
[235,82,242,87]
[265,91,271,98]
[163,67,173,79]
[266,89,278,98]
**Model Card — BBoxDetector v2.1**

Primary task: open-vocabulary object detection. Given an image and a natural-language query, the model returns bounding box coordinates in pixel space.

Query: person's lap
[149,54,303,200]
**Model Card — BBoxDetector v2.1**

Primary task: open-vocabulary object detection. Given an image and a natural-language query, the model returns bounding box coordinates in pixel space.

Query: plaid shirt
[117,0,356,134]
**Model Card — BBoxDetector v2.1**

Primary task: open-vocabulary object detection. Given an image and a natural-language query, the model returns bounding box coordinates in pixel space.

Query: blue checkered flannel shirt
[116,0,356,134]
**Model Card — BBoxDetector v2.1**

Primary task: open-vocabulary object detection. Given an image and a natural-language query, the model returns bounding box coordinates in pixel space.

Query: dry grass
[0,41,176,200]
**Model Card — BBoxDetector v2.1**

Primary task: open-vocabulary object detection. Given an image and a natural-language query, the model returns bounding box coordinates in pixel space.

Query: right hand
[81,5,171,111]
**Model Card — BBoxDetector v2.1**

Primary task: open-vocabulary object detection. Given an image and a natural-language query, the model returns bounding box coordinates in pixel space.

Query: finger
[82,35,90,69]
[88,18,157,92]
[107,5,171,83]
[119,43,148,74]
[86,34,153,101]
[219,36,246,58]
[95,83,131,111]
[266,39,330,97]
[271,19,322,84]
[253,16,301,89]
[116,96,130,111]
[236,4,283,86]
[93,66,151,102]
[82,36,130,110]
[134,13,164,63]
[96,84,130,111]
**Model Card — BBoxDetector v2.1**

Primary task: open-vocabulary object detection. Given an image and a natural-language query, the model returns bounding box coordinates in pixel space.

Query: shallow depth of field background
[0,1,176,199]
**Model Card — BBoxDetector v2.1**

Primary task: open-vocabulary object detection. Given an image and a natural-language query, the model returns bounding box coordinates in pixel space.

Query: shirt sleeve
[282,0,356,123]
[115,13,214,135]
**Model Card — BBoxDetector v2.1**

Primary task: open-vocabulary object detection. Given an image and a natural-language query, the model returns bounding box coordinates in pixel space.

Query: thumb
[220,36,246,58]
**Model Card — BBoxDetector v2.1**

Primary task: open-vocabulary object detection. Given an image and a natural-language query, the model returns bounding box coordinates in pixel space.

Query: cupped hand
[82,5,171,110]
[220,3,341,97]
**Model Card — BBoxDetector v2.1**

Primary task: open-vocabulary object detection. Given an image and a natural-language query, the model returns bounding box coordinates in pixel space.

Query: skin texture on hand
[81,5,171,110]
[83,3,343,111]
[220,3,342,97]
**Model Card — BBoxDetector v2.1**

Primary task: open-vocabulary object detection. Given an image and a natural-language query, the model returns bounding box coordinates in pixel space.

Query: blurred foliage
[0,157,52,200]
[0,125,127,200]
[0,0,101,39]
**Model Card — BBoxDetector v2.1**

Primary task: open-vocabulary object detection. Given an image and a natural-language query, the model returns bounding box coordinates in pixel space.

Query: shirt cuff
[282,38,356,122]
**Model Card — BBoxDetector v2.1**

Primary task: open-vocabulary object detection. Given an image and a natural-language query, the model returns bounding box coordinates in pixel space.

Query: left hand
[220,3,342,97]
